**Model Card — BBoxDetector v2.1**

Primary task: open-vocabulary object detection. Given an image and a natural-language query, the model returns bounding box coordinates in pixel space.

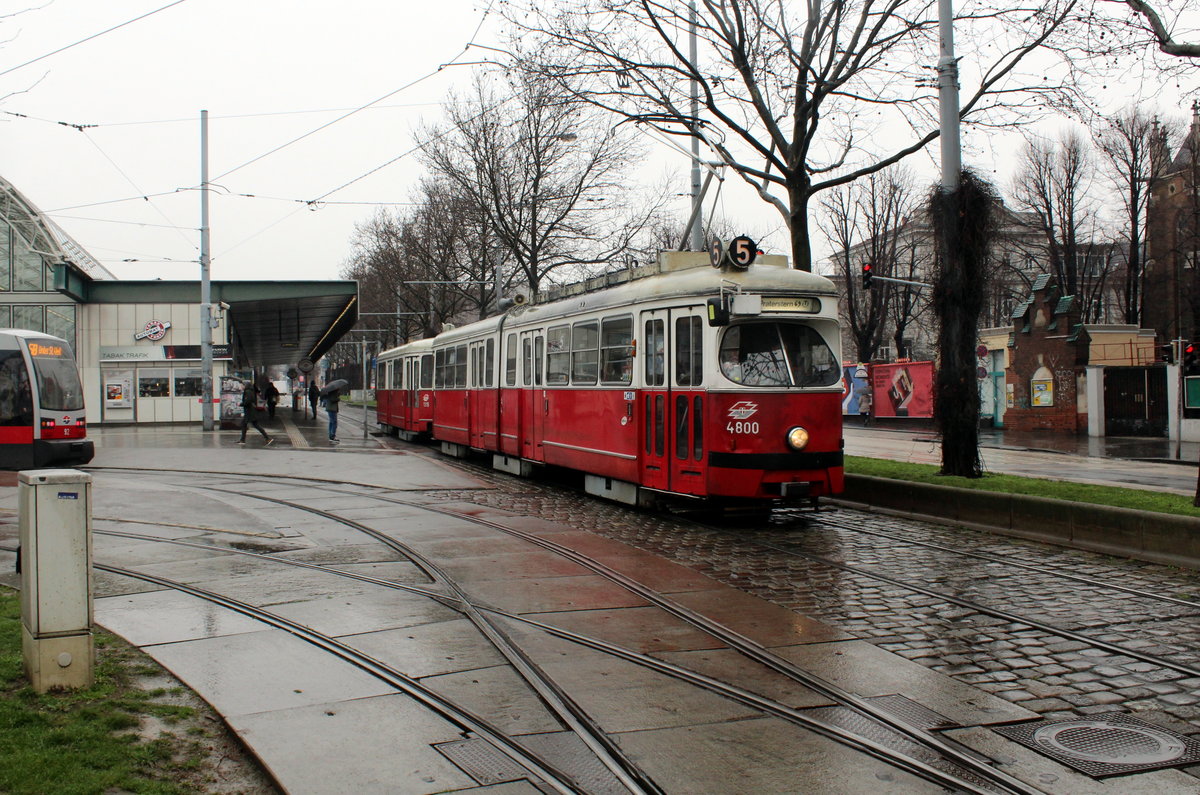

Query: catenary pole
[937,0,961,191]
[200,110,214,432]
[688,1,703,251]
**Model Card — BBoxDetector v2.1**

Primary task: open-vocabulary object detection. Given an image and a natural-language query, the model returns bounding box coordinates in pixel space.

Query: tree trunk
[789,184,813,272]
[930,171,998,479]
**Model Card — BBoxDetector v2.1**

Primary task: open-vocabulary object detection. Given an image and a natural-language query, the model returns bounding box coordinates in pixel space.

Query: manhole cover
[995,713,1200,778]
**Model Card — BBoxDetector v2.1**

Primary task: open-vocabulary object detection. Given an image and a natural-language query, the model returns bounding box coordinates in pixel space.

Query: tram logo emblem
[135,319,172,341]
[727,401,759,420]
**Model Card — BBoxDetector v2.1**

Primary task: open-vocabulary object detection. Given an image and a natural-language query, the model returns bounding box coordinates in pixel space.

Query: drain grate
[866,694,960,731]
[994,712,1200,778]
[434,738,534,786]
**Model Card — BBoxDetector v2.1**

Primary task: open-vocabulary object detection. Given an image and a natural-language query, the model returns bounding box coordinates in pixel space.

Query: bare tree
[506,0,1080,271]
[1010,129,1117,313]
[1122,0,1200,56]
[822,183,888,363]
[1093,106,1177,325]
[418,69,653,295]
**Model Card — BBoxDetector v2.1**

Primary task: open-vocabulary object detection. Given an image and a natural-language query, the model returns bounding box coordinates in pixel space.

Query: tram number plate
[726,421,760,435]
[761,297,820,313]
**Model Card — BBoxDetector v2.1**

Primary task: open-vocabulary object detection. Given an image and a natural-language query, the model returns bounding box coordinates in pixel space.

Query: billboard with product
[871,361,935,418]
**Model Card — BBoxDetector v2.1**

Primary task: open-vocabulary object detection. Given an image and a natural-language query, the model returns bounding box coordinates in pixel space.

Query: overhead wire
[0,0,193,80]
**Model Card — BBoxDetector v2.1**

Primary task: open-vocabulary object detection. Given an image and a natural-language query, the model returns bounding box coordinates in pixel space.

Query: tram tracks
[83,466,1039,794]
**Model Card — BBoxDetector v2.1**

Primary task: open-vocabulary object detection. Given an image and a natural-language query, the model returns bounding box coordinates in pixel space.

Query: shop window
[174,370,204,397]
[138,368,171,397]
[12,305,42,333]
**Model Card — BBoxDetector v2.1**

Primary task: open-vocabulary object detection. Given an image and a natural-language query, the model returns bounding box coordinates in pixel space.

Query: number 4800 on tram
[0,329,94,470]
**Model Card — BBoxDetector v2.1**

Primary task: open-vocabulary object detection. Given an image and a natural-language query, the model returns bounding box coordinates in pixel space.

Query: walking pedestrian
[859,389,873,427]
[264,381,280,419]
[238,382,274,446]
[308,381,320,419]
[324,386,341,443]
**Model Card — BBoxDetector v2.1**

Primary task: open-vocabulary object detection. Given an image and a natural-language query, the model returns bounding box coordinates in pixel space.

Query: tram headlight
[786,426,810,451]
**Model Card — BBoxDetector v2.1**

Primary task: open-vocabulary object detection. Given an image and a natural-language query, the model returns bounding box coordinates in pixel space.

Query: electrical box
[19,469,93,692]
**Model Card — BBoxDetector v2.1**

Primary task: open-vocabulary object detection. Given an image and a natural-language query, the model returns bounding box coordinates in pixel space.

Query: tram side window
[420,354,433,388]
[600,316,633,384]
[505,334,518,386]
[470,346,479,388]
[435,348,446,388]
[138,368,170,397]
[392,361,402,389]
[534,336,544,386]
[522,337,532,386]
[571,321,599,384]
[485,338,494,388]
[546,326,570,385]
[674,316,702,386]
[644,319,665,387]
[454,344,468,388]
[0,351,32,426]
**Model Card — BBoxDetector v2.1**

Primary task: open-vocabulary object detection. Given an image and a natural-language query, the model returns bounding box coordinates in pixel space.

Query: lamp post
[200,110,214,432]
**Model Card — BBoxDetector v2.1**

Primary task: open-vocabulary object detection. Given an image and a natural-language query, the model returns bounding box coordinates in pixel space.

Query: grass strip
[846,455,1200,519]
[0,587,209,795]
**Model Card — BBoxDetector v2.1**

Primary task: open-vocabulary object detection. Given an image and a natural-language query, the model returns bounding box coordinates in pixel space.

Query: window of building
[138,368,170,397]
[12,305,42,333]
[12,244,43,292]
[0,220,10,292]
[45,305,76,348]
[174,369,204,397]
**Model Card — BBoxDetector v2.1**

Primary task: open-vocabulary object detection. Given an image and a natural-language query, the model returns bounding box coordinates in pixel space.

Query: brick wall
[1004,277,1087,434]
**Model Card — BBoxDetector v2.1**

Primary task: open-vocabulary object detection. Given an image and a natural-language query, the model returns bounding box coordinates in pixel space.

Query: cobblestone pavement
[400,450,1200,781]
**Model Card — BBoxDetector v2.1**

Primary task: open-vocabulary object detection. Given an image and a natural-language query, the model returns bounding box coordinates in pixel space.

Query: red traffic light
[861,263,873,289]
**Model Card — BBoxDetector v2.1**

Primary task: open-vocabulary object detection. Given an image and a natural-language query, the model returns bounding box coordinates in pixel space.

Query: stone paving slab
[535,529,730,593]
[613,715,939,793]
[467,574,650,614]
[527,605,727,655]
[668,587,851,646]
[652,647,835,709]
[347,618,509,678]
[229,693,478,795]
[418,664,562,735]
[431,549,596,583]
[95,589,265,645]
[268,588,461,637]
[774,639,1039,726]
[141,629,399,717]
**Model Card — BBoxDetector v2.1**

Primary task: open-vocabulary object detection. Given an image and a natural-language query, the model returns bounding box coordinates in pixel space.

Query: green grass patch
[845,455,1200,519]
[0,587,211,794]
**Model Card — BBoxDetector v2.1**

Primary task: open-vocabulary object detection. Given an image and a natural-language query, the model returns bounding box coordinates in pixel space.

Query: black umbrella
[320,379,348,396]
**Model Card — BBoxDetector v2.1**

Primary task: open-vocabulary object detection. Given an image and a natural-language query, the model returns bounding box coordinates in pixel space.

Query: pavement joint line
[280,414,309,448]
[93,515,282,539]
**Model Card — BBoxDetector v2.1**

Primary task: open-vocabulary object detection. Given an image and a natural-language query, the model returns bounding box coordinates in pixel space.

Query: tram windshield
[718,322,839,387]
[26,340,84,411]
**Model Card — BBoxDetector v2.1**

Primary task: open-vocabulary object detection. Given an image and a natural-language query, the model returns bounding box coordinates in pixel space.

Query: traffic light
[1162,343,1175,364]
[861,263,873,290]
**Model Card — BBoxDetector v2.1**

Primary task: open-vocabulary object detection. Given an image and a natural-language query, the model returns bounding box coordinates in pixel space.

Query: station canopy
[69,277,359,370]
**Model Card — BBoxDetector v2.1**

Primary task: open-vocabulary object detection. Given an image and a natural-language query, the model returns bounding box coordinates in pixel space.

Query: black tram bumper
[27,438,95,469]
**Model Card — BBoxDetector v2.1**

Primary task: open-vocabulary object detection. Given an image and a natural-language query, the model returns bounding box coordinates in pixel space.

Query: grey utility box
[19,469,94,692]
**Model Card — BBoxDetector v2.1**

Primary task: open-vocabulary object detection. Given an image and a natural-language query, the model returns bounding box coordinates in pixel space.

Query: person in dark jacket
[263,382,280,419]
[324,387,340,443]
[239,382,274,446]
[308,381,320,419]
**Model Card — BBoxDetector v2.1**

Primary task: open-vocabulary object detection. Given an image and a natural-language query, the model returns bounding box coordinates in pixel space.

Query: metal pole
[688,1,704,251]
[200,110,214,432]
[936,0,961,192]
[361,338,368,440]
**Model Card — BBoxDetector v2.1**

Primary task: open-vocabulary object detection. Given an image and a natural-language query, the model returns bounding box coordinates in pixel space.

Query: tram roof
[77,278,359,369]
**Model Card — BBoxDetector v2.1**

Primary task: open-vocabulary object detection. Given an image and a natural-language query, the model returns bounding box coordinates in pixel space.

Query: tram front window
[719,323,839,387]
[31,353,85,411]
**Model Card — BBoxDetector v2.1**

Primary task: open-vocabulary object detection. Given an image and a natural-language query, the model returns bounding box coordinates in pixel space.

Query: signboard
[870,361,935,418]
[1186,376,1200,410]
[104,370,133,409]
[761,296,820,314]
[134,320,172,341]
[1031,379,1054,407]
[298,358,314,373]
[101,345,230,361]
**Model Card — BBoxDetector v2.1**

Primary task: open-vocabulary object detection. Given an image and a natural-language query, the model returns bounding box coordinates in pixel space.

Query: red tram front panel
[705,391,844,498]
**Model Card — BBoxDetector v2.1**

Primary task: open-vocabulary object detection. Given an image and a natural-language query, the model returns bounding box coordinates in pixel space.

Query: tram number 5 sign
[728,235,757,270]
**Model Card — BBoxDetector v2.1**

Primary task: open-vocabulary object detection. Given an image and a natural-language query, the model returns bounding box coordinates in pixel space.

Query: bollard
[19,469,93,692]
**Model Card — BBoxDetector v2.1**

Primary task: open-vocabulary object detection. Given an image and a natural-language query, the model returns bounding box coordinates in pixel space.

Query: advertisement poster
[219,376,245,429]
[1031,379,1054,407]
[841,363,869,415]
[104,370,133,409]
[871,361,934,418]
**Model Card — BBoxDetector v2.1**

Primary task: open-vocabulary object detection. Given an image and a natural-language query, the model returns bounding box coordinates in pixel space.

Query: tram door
[668,312,707,496]
[519,329,546,462]
[639,311,670,491]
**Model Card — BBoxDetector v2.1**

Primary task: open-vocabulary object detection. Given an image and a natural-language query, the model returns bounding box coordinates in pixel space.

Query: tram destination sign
[761,296,820,313]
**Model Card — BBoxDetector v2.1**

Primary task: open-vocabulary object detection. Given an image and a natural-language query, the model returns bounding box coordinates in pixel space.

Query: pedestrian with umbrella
[321,379,348,443]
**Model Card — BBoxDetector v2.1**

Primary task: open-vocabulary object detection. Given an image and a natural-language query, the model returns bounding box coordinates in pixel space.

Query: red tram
[0,329,94,470]
[376,250,843,508]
